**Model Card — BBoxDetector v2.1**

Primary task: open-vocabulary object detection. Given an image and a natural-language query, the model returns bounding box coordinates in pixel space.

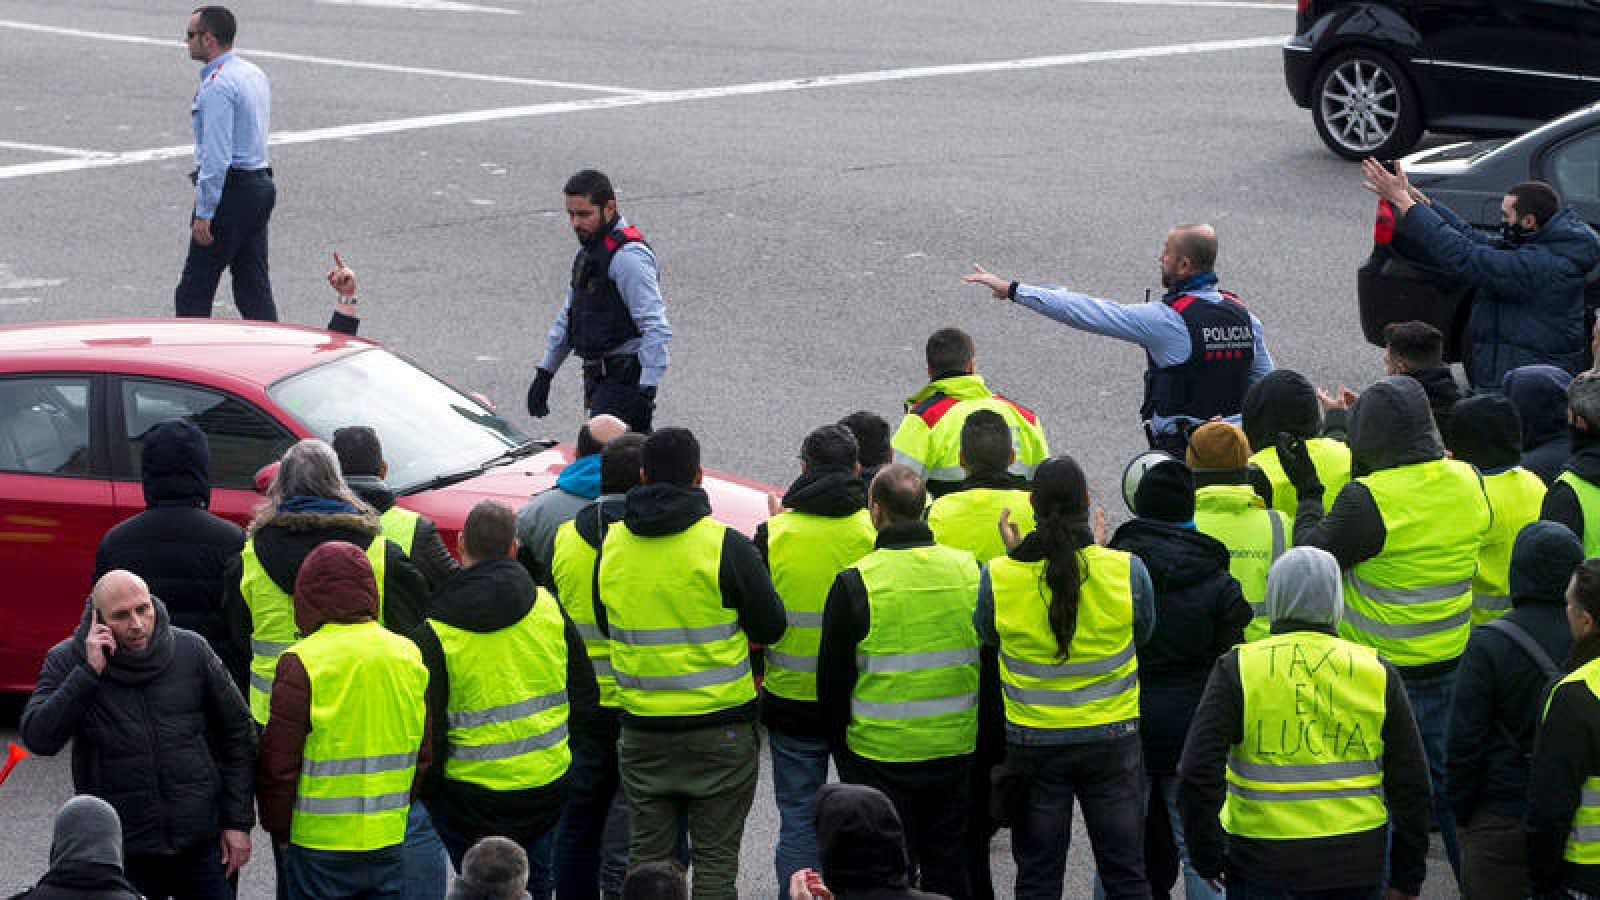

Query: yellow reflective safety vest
[890,374,1048,485]
[431,592,570,791]
[1221,630,1388,839]
[1472,467,1547,624]
[928,487,1035,564]
[379,505,421,556]
[1251,439,1352,519]
[1557,472,1600,558]
[991,545,1141,731]
[1194,483,1288,642]
[598,516,756,718]
[551,513,617,709]
[764,509,875,703]
[1544,656,1600,865]
[1340,459,1491,668]
[289,620,428,852]
[847,542,981,763]
[241,535,387,725]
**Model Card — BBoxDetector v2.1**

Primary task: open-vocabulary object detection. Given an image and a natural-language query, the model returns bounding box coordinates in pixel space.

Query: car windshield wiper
[395,440,553,496]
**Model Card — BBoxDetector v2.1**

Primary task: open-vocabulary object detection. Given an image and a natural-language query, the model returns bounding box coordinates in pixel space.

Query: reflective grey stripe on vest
[294,790,411,816]
[450,722,570,762]
[766,649,818,673]
[1009,460,1038,479]
[609,622,740,647]
[1004,671,1139,707]
[787,611,824,629]
[614,657,751,691]
[1583,788,1600,806]
[301,750,418,778]
[1249,601,1266,618]
[252,638,294,656]
[1268,513,1286,560]
[1228,755,1382,783]
[1341,604,1471,640]
[592,658,615,677]
[1225,783,1384,803]
[447,689,568,730]
[1472,592,1513,613]
[1573,824,1600,843]
[852,692,978,719]
[250,670,274,695]
[856,647,979,674]
[574,622,605,643]
[1002,641,1135,680]
[1348,572,1472,606]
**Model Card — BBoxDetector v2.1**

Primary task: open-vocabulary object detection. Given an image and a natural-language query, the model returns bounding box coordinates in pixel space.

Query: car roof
[0,319,375,385]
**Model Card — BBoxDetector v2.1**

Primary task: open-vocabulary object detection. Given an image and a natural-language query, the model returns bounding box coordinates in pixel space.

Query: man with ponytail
[973,455,1156,900]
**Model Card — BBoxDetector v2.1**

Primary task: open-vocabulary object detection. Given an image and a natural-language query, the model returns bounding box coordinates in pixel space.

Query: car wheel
[1311,49,1423,161]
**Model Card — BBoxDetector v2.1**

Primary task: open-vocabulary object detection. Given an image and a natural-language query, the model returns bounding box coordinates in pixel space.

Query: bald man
[516,414,630,587]
[22,570,256,899]
[966,224,1275,457]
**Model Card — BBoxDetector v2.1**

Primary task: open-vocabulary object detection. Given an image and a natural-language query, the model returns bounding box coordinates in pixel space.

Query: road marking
[0,140,113,159]
[0,19,645,94]
[1078,0,1295,8]
[0,264,65,290]
[0,35,1286,182]
[319,0,519,12]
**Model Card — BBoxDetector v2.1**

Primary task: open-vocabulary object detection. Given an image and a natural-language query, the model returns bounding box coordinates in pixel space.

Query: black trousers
[581,355,654,433]
[175,170,276,321]
[837,749,973,900]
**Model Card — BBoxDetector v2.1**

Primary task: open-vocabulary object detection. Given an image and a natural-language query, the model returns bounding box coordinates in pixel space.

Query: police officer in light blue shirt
[527,169,672,434]
[175,5,276,322]
[965,223,1275,458]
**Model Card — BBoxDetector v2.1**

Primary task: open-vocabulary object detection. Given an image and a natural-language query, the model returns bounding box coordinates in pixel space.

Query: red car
[0,319,774,693]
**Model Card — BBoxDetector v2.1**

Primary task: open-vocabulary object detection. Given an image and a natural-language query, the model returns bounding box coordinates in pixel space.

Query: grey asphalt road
[1,0,1462,895]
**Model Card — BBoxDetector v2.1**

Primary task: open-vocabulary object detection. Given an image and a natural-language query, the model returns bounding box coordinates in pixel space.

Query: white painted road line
[319,0,520,12]
[0,19,646,94]
[0,141,114,160]
[0,35,1287,182]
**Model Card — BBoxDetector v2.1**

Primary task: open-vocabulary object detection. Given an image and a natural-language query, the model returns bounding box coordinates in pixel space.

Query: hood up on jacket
[1511,521,1585,604]
[555,452,603,500]
[783,466,867,517]
[429,558,537,633]
[49,795,123,871]
[1242,369,1322,453]
[140,418,210,509]
[1503,364,1573,451]
[293,540,379,635]
[1347,375,1445,475]
[1448,394,1522,471]
[623,482,712,537]
[815,783,913,891]
[1265,546,1343,628]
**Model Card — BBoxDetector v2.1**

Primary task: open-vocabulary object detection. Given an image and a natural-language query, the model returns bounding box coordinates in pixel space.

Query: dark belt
[581,354,641,382]
[227,167,273,178]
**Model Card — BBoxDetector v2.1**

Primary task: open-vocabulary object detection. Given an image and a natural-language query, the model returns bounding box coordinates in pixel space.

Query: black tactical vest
[1141,291,1256,421]
[569,224,646,359]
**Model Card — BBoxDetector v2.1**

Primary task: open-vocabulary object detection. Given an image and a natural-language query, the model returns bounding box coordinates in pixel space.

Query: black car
[1283,0,1600,160]
[1356,102,1600,375]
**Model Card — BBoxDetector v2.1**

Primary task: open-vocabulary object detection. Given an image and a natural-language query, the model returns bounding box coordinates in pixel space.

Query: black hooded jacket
[1242,369,1345,453]
[813,783,950,900]
[1504,364,1574,484]
[93,420,246,681]
[414,558,598,841]
[346,474,459,591]
[1109,519,1251,774]
[592,482,786,732]
[1541,429,1600,544]
[753,467,868,738]
[19,599,256,858]
[1403,366,1462,439]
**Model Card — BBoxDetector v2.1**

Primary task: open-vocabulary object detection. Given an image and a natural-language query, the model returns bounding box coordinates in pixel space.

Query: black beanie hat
[1134,459,1196,523]
[1446,394,1523,471]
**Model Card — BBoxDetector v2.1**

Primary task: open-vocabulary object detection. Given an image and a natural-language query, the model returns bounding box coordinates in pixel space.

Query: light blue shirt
[191,50,271,220]
[538,217,673,386]
[1014,273,1274,435]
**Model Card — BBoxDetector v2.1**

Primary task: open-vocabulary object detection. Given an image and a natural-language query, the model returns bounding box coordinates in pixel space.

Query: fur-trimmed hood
[248,506,382,596]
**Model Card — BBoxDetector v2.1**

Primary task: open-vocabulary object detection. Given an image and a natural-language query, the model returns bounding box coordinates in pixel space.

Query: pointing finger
[332,252,346,270]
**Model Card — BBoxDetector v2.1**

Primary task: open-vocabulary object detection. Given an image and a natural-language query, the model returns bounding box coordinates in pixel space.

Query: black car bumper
[1357,246,1474,362]
[1283,38,1316,108]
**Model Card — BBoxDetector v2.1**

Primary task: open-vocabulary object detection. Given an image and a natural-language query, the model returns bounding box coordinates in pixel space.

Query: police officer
[816,464,987,900]
[414,501,597,897]
[966,224,1274,457]
[527,170,671,434]
[890,328,1049,498]
[1178,547,1431,899]
[1186,421,1289,641]
[927,409,1035,564]
[333,425,459,591]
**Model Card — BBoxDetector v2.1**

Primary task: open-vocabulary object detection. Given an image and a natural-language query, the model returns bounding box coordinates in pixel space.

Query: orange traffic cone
[0,742,28,788]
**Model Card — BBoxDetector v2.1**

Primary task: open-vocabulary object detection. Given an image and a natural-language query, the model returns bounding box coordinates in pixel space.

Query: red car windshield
[269,348,531,493]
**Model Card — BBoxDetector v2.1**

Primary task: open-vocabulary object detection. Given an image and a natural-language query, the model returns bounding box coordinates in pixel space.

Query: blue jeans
[434,815,554,900]
[402,802,449,900]
[1091,776,1217,900]
[282,844,403,900]
[768,728,831,900]
[557,715,626,899]
[124,842,232,900]
[1007,735,1149,900]
[1403,670,1462,886]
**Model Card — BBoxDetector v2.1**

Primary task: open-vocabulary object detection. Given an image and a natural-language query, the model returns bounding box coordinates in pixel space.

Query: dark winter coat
[1404,365,1462,439]
[813,783,950,900]
[19,599,256,858]
[1503,364,1574,484]
[1401,201,1600,389]
[1542,429,1600,545]
[1108,519,1250,774]
[93,419,246,681]
[8,795,140,900]
[415,558,598,842]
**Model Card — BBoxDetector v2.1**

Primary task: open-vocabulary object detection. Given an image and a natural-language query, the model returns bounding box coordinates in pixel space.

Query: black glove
[1275,432,1323,496]
[526,368,554,418]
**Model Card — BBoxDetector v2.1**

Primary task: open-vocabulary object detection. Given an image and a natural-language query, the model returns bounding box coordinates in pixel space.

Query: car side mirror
[254,461,279,495]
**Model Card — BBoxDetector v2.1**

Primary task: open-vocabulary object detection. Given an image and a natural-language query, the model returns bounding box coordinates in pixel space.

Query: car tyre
[1311,48,1423,161]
